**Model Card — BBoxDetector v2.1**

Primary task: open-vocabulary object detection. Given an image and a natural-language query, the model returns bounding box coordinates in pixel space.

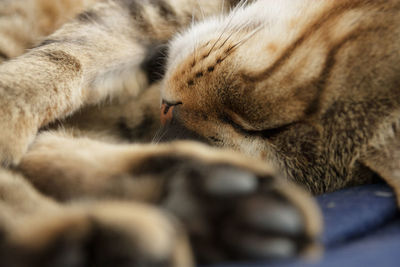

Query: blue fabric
[209,184,400,267]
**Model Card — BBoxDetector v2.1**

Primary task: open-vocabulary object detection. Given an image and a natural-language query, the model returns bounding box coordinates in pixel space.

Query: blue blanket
[209,184,400,267]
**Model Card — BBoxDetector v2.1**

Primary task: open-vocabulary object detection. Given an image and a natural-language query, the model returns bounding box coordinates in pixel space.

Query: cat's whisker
[218,30,236,50]
[152,127,164,143]
[196,0,205,19]
[155,127,169,144]
[215,2,254,51]
[206,24,228,57]
[230,24,264,50]
[206,8,239,56]
[206,5,240,58]
[191,7,196,26]
[239,0,250,9]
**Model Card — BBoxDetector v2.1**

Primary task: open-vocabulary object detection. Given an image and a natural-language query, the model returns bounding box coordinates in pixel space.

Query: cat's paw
[178,165,321,263]
[0,202,193,267]
[134,142,322,263]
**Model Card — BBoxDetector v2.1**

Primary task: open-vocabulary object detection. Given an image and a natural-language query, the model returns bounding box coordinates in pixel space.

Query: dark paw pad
[165,164,321,263]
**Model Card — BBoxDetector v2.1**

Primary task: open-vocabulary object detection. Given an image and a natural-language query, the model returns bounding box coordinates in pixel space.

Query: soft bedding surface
[209,183,400,267]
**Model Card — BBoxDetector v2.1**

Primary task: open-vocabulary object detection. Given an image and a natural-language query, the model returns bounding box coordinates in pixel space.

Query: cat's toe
[1,203,193,267]
[219,194,313,260]
[166,163,322,263]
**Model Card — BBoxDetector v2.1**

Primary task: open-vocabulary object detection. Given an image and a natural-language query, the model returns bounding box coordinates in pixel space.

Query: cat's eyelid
[161,99,183,106]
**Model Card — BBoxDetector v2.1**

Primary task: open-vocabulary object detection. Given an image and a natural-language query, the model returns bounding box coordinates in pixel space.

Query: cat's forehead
[166,0,310,71]
[167,1,270,70]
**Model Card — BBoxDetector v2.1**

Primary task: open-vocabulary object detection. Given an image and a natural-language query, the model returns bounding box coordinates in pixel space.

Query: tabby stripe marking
[0,51,8,60]
[304,26,387,115]
[117,0,144,19]
[242,0,371,82]
[155,0,177,21]
[35,38,87,49]
[40,50,82,73]
[76,10,101,23]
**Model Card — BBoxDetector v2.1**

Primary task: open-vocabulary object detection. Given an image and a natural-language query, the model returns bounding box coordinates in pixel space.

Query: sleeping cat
[0,0,399,266]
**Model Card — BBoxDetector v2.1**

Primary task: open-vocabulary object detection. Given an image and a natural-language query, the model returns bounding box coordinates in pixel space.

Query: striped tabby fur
[0,0,398,265]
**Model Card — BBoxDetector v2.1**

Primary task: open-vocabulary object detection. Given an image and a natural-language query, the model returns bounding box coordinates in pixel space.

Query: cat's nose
[161,102,174,125]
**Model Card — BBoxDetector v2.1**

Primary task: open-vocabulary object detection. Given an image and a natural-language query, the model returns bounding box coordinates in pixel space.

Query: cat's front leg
[0,0,227,165]
[17,132,322,263]
[0,1,144,165]
[0,49,85,166]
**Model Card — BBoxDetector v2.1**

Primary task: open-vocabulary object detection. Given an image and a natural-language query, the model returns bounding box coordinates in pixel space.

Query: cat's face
[156,0,398,194]
[160,20,321,160]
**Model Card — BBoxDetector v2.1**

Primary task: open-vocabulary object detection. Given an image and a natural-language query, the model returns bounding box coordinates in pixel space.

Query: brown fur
[163,0,400,194]
[0,0,398,265]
